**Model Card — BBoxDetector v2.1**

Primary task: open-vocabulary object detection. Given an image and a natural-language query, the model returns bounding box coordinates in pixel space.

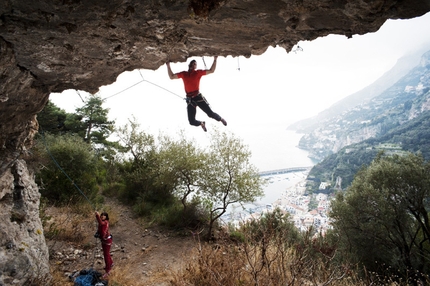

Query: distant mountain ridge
[299,49,430,192]
[290,48,430,161]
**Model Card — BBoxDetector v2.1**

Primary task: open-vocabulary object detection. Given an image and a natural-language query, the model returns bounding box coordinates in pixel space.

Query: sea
[250,129,315,172]
[222,129,317,223]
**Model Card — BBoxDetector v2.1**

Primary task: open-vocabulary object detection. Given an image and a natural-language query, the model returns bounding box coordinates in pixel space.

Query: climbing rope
[202,56,207,70]
[77,58,232,103]
[76,90,85,103]
[39,129,100,268]
[101,79,146,101]
[137,70,184,100]
[99,69,185,102]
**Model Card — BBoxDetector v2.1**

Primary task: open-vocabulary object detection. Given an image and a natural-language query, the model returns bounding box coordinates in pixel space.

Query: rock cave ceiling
[0,0,430,173]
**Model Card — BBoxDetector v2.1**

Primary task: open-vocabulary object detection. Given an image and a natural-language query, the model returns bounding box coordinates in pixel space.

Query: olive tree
[157,131,206,212]
[200,129,265,240]
[115,117,164,209]
[330,153,430,282]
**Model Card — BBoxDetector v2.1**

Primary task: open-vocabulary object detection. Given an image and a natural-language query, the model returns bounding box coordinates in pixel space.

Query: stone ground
[45,198,198,286]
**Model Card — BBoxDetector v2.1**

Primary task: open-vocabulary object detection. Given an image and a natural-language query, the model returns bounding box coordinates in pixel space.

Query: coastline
[222,170,310,225]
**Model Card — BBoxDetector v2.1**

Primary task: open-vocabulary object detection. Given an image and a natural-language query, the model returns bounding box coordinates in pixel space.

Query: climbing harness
[186,94,207,108]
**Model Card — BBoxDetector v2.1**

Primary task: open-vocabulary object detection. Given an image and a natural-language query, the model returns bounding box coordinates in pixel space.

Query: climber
[166,56,227,132]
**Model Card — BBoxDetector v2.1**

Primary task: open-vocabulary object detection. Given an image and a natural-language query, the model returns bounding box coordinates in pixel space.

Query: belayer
[95,211,113,278]
[166,56,227,132]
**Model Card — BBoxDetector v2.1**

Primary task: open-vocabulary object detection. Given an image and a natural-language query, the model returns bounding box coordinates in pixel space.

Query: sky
[50,12,430,171]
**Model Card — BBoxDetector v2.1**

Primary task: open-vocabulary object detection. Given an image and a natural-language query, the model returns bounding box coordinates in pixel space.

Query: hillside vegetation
[34,93,430,285]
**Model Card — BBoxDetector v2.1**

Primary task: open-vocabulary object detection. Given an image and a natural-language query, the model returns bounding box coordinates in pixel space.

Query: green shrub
[35,133,99,205]
[228,229,245,243]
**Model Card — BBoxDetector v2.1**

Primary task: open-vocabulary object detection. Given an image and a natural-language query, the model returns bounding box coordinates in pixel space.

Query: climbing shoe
[220,118,227,126]
[201,121,207,132]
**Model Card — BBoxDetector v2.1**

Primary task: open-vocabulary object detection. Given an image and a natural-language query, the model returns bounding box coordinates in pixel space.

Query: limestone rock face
[0,0,429,282]
[0,160,50,285]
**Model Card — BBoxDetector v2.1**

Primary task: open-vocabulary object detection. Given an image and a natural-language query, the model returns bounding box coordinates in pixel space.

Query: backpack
[73,268,107,286]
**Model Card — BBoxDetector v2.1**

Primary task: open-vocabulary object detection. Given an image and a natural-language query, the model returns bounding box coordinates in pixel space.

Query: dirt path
[46,199,198,285]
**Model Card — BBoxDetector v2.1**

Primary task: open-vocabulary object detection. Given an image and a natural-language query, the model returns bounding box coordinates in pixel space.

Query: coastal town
[221,170,333,234]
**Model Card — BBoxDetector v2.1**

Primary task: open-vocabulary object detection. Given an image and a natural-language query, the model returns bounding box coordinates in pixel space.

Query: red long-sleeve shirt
[95,213,111,241]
